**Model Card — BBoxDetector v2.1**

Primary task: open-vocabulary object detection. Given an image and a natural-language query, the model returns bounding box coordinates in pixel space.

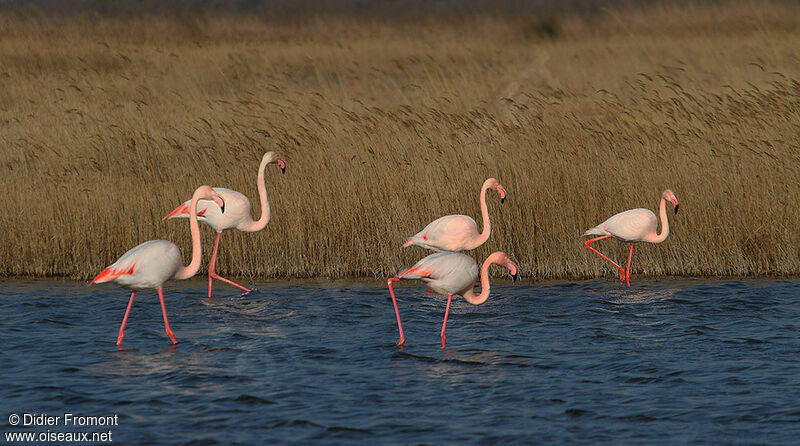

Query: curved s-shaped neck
[648,198,670,243]
[462,253,504,305]
[467,181,492,250]
[174,190,204,280]
[240,157,271,232]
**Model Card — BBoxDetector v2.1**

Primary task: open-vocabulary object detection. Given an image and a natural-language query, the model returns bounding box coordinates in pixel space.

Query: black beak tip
[220,204,225,214]
[501,197,506,204]
[281,167,286,174]
[674,204,679,214]
[510,272,519,281]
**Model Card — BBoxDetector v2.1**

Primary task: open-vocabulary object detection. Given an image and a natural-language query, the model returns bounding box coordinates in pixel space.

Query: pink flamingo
[583,189,679,286]
[163,152,285,298]
[387,251,518,349]
[91,186,225,345]
[403,178,507,252]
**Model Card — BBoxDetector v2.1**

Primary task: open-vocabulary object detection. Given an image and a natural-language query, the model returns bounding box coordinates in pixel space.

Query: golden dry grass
[1,1,799,280]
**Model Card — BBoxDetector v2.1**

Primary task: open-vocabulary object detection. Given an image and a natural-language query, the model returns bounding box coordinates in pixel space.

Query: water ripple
[0,278,798,443]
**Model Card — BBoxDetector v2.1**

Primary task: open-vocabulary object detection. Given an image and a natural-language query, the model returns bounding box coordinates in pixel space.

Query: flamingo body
[398,251,480,297]
[403,216,482,252]
[583,208,659,243]
[92,240,181,289]
[403,178,506,252]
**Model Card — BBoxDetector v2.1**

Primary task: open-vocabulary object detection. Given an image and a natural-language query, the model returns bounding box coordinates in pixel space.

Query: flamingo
[387,251,518,349]
[402,178,506,252]
[91,186,225,345]
[163,151,285,298]
[583,189,679,286]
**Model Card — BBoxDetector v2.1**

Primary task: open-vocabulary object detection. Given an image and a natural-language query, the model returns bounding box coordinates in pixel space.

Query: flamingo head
[491,252,519,281]
[196,186,225,214]
[662,189,679,214]
[263,151,286,174]
[485,178,507,204]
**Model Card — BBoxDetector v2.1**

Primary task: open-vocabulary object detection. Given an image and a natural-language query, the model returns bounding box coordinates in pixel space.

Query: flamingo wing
[92,240,182,288]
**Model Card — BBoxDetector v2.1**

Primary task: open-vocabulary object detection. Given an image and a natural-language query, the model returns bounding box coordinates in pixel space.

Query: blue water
[1,278,798,444]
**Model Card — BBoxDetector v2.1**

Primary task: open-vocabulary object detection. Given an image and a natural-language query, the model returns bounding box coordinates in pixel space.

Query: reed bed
[1,1,799,280]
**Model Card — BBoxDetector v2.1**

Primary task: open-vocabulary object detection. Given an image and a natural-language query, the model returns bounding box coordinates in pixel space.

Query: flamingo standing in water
[387,251,518,349]
[403,178,507,252]
[164,152,285,298]
[91,186,225,345]
[583,189,679,286]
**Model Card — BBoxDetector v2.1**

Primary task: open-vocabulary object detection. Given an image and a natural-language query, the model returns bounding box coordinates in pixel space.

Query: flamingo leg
[207,232,252,298]
[116,291,136,346]
[626,244,634,287]
[440,294,452,350]
[157,287,178,344]
[387,278,406,346]
[584,234,626,281]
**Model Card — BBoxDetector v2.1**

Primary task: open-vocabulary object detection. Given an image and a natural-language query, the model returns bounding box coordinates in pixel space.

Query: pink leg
[584,234,626,281]
[116,291,136,346]
[626,244,634,287]
[208,232,251,298]
[157,287,178,344]
[387,278,406,346]
[440,294,452,350]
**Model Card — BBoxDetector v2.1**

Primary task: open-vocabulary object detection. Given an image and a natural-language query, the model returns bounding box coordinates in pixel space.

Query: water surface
[1,278,798,444]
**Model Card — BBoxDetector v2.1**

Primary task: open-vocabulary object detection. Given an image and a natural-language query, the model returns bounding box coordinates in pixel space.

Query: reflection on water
[1,278,799,443]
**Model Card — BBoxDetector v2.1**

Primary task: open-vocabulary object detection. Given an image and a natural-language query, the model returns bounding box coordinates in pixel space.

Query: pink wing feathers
[162,200,208,221]
[91,246,141,284]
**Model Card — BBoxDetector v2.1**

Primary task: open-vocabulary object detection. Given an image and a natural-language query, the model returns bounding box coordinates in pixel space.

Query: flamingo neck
[648,198,670,243]
[239,157,271,232]
[463,254,499,305]
[174,190,204,280]
[468,182,492,250]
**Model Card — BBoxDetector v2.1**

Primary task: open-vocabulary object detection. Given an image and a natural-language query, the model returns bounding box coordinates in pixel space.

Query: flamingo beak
[508,260,518,281]
[277,158,286,174]
[498,185,507,204]
[671,198,679,215]
[213,194,225,214]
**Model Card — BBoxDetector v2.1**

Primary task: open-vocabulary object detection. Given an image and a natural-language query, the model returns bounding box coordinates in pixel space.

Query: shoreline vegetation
[1,1,799,280]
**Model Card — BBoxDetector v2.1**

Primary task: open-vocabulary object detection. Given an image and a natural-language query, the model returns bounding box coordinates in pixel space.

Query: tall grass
[1,1,799,280]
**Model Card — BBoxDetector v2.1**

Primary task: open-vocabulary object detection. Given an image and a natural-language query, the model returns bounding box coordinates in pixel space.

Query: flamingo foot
[166,329,178,344]
[210,273,252,294]
[396,336,406,347]
[441,334,446,350]
[116,331,125,346]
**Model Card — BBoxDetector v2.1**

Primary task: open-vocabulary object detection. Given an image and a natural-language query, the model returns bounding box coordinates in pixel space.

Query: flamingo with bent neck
[387,251,518,349]
[91,185,225,345]
[402,178,506,252]
[583,189,679,286]
[164,152,285,298]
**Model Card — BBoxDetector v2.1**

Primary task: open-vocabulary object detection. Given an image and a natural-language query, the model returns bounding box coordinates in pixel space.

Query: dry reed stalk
[1,1,799,280]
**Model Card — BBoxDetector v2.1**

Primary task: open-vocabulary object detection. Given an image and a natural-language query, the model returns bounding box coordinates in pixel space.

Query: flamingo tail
[91,264,135,284]
[582,226,608,237]
[163,203,190,221]
[163,203,206,221]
